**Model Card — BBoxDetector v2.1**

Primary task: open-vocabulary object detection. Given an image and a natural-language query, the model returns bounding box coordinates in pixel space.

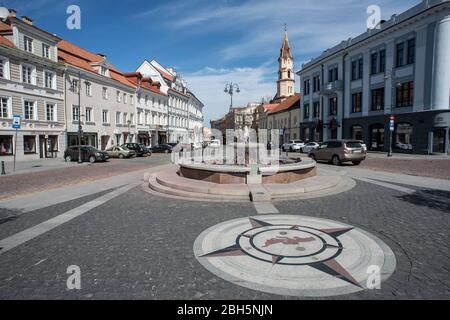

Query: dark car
[151,144,173,153]
[64,145,109,163]
[121,143,148,157]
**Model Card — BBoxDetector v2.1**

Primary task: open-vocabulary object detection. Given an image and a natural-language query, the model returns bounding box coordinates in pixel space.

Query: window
[71,79,79,93]
[407,38,416,65]
[351,125,363,141]
[358,58,363,79]
[312,76,320,92]
[42,44,50,59]
[396,81,414,108]
[46,103,55,121]
[379,49,386,73]
[351,92,362,113]
[313,102,320,118]
[396,42,404,67]
[130,113,134,124]
[0,135,13,155]
[116,112,121,124]
[86,82,92,96]
[371,53,378,75]
[0,57,9,79]
[117,91,121,102]
[24,101,35,120]
[72,105,80,121]
[371,88,385,111]
[130,95,134,105]
[102,110,109,123]
[24,36,33,53]
[85,107,92,122]
[47,136,58,152]
[44,71,55,89]
[328,67,338,82]
[22,65,35,84]
[100,66,107,76]
[123,113,128,124]
[102,87,108,99]
[123,93,127,104]
[23,136,36,154]
[0,97,10,118]
[395,123,413,150]
[329,97,337,116]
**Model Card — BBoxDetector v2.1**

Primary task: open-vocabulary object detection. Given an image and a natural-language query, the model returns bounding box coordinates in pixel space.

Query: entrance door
[370,124,385,151]
[433,129,445,153]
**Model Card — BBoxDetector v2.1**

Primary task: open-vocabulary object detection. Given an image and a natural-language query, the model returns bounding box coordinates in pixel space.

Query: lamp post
[224,82,240,109]
[77,71,83,164]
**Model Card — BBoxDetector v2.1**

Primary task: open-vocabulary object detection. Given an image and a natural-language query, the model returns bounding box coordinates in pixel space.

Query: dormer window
[42,44,50,59]
[24,36,33,53]
[100,66,108,76]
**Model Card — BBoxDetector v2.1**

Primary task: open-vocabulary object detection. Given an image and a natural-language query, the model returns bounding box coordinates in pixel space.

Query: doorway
[433,129,445,153]
[370,124,385,151]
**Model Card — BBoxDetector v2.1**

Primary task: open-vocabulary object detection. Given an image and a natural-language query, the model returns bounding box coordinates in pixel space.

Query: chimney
[8,9,16,18]
[21,16,33,25]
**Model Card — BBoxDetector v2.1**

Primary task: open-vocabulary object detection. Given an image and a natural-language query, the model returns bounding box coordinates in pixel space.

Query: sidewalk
[366,151,450,160]
[0,157,89,176]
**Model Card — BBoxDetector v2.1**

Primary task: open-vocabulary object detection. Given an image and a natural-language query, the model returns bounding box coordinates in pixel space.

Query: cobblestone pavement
[356,157,450,180]
[0,155,169,200]
[0,171,449,299]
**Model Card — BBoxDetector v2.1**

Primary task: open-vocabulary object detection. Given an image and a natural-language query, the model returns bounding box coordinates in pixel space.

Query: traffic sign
[12,115,21,129]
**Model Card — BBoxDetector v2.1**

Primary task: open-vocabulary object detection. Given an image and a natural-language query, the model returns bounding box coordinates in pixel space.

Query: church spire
[275,24,295,102]
[280,24,293,60]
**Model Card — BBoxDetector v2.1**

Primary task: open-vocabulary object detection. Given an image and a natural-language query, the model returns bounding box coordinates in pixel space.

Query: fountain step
[248,185,272,202]
[149,175,250,201]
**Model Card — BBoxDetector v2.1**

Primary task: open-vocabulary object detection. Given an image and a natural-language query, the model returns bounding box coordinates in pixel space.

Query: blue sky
[5,0,419,124]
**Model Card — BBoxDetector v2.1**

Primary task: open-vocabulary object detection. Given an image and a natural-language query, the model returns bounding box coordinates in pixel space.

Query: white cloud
[184,66,279,125]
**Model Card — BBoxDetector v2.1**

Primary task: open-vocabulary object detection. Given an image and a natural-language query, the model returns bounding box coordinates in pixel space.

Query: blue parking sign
[12,115,21,129]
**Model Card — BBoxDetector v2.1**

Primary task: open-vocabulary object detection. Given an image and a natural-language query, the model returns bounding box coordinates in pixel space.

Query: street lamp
[224,82,240,109]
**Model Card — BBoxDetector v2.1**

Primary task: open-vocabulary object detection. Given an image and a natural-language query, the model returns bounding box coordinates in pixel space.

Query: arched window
[395,123,413,150]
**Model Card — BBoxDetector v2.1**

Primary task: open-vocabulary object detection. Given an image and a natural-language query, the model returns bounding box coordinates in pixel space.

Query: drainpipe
[342,52,348,140]
[63,66,68,155]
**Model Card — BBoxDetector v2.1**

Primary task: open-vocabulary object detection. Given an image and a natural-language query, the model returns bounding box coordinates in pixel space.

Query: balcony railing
[320,80,344,95]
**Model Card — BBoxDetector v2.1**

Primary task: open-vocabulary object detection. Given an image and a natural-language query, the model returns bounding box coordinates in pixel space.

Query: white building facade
[298,0,450,154]
[0,12,66,162]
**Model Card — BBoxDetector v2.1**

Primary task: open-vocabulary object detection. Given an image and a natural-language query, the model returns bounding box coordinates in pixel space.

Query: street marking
[0,183,138,255]
[253,202,279,214]
[353,177,415,194]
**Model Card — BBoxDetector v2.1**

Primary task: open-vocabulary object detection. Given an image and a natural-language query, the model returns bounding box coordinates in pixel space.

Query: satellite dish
[0,7,9,20]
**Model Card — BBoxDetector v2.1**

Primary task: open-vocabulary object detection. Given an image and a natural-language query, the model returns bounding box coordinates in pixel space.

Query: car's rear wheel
[119,154,124,159]
[309,154,316,161]
[89,155,96,163]
[332,155,341,166]
[352,161,361,166]
[65,155,72,162]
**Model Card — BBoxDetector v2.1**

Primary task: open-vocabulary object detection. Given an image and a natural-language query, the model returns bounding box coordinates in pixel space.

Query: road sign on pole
[12,115,21,172]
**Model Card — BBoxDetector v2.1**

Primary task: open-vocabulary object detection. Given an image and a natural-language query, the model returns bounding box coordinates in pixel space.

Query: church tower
[275,28,295,102]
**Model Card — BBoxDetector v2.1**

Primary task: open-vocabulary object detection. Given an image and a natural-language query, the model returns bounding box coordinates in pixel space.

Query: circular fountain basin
[178,158,317,184]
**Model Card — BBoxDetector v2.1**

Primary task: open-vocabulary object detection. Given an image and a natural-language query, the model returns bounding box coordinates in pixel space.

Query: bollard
[1,161,6,175]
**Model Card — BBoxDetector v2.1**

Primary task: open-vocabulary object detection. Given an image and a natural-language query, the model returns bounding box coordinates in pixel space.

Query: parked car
[282,140,305,152]
[64,145,109,163]
[121,143,148,157]
[301,142,320,153]
[105,146,136,159]
[308,140,367,166]
[267,141,274,151]
[151,144,173,153]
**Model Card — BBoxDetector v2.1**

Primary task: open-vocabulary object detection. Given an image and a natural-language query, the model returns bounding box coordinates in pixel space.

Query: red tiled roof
[124,73,167,97]
[0,35,15,48]
[57,39,135,89]
[154,66,174,82]
[267,93,300,115]
[0,21,13,35]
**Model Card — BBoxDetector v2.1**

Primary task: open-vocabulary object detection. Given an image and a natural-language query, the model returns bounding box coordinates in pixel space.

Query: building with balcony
[298,0,450,154]
[0,11,65,161]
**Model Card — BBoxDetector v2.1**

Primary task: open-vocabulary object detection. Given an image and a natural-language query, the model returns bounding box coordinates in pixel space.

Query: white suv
[282,140,305,152]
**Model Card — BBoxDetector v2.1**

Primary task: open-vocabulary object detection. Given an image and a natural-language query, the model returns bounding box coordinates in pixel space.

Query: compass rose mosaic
[194,215,396,297]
